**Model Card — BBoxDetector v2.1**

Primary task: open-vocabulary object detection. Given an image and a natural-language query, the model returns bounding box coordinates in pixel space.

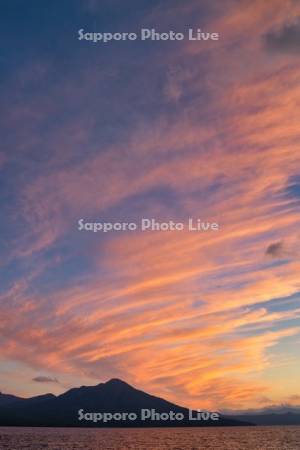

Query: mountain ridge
[0,378,251,427]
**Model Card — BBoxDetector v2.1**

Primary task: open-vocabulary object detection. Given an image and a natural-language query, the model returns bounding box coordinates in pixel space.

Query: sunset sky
[1,0,300,411]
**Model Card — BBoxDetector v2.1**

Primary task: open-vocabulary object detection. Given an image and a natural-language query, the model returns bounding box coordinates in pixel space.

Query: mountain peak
[105,378,131,387]
[106,378,125,383]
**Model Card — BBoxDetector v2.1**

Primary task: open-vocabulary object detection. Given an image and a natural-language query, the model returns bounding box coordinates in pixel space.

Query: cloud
[1,0,300,409]
[265,20,300,53]
[265,241,285,258]
[32,376,59,384]
[265,238,300,260]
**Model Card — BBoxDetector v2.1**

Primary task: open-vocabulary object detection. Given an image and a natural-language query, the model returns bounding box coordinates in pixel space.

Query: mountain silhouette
[228,412,300,426]
[0,392,23,407]
[222,404,300,425]
[0,379,252,427]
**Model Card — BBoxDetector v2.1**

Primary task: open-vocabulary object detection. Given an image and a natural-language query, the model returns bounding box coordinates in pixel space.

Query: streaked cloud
[32,376,59,384]
[0,0,300,409]
[265,20,300,53]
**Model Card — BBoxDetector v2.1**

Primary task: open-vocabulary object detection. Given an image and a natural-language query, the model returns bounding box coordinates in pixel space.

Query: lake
[0,426,299,449]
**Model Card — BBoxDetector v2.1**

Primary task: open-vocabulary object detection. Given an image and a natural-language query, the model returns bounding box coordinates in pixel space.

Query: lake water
[0,426,299,449]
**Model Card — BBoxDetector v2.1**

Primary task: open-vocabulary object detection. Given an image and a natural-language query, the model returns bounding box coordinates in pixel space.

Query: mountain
[0,379,251,427]
[0,392,23,407]
[223,404,300,425]
[231,412,300,426]
[230,411,300,426]
[222,405,300,415]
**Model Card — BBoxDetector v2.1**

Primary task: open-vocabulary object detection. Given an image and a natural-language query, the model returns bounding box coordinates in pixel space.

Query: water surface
[0,426,299,449]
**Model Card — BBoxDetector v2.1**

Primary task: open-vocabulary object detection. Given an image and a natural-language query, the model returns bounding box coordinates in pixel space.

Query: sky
[0,0,300,411]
